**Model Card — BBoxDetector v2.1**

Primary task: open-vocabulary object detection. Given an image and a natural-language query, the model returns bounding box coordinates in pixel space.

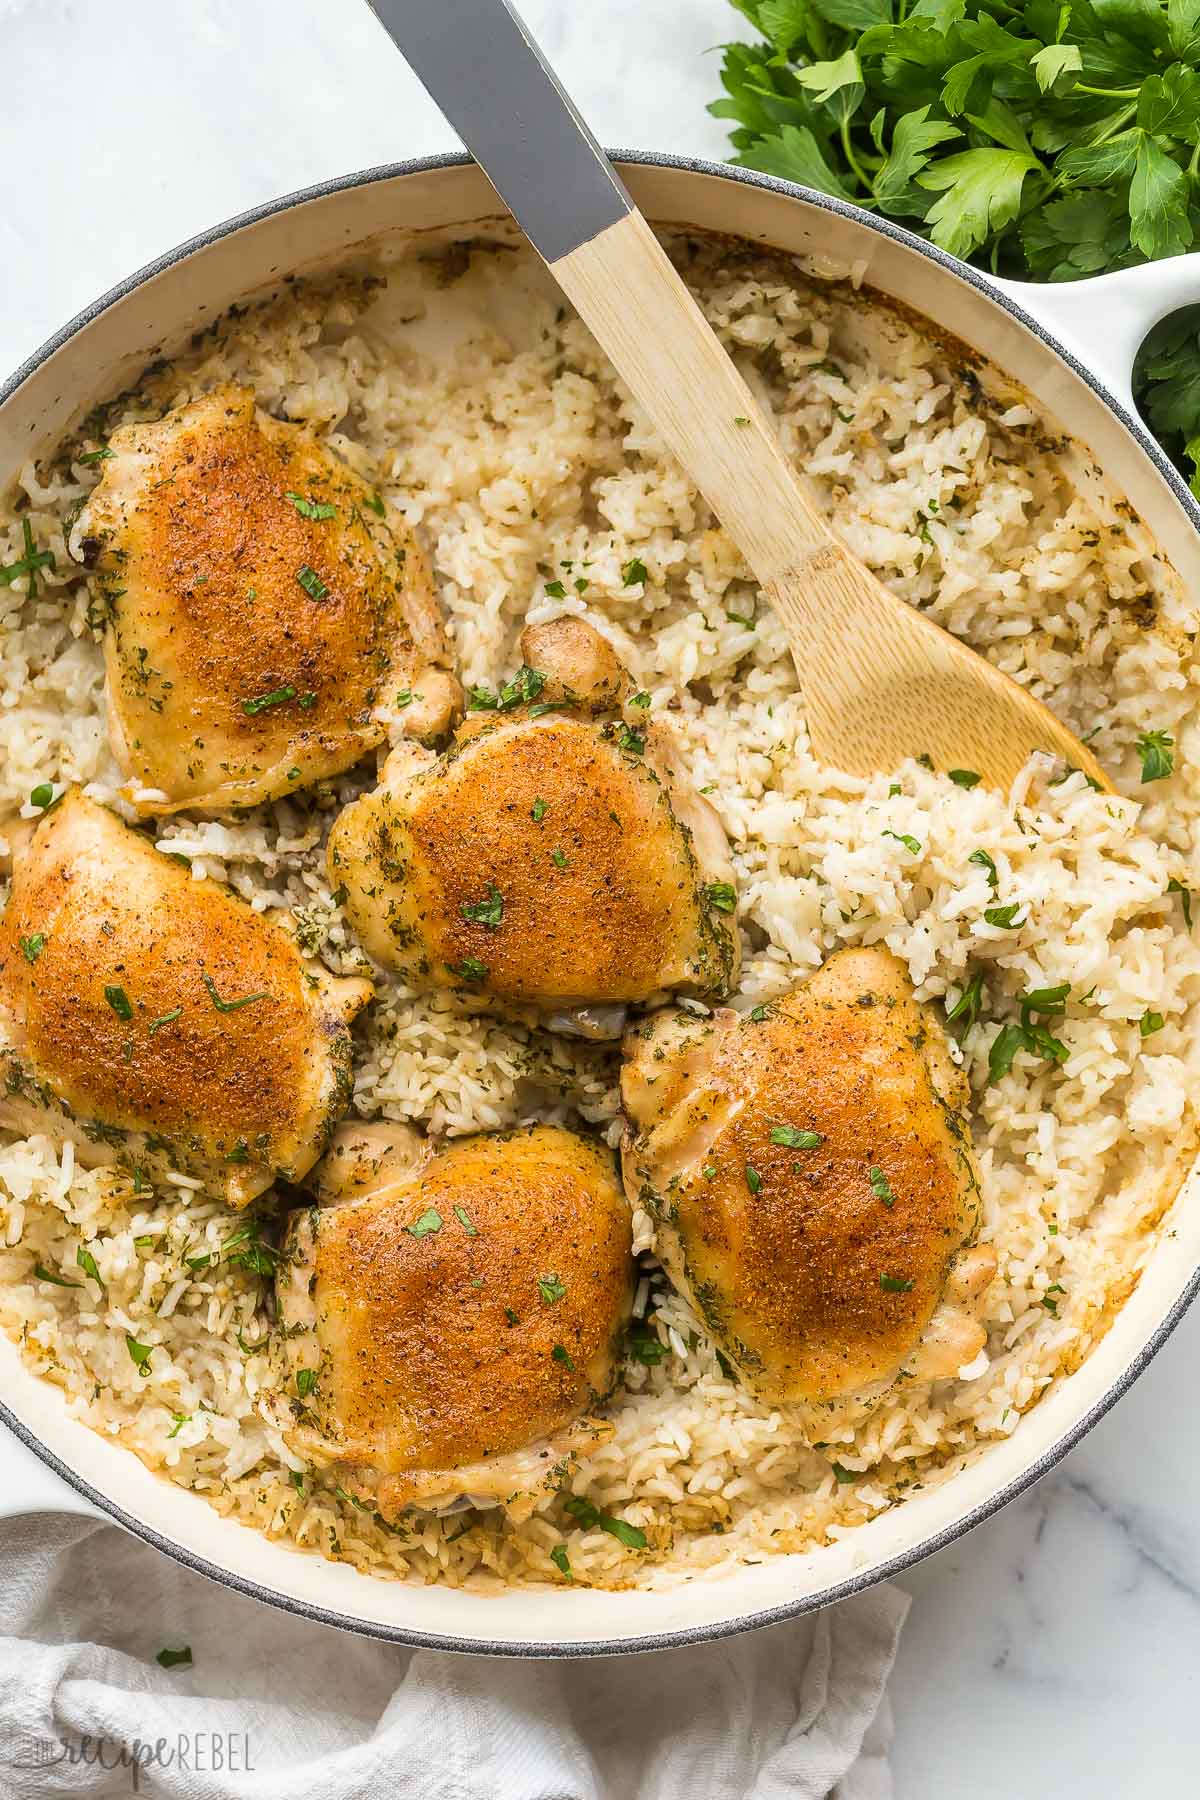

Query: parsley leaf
[1135,728,1175,781]
[770,1125,823,1148]
[562,1494,647,1549]
[286,492,337,521]
[461,882,504,929]
[406,1208,443,1238]
[946,969,985,1033]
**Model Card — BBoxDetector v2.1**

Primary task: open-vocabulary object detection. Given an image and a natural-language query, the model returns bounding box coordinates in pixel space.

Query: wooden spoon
[366,0,1111,794]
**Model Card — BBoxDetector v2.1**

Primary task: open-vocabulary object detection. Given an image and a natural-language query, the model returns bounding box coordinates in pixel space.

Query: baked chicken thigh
[69,385,460,813]
[327,617,738,1017]
[275,1122,633,1518]
[621,946,993,1407]
[0,791,371,1206]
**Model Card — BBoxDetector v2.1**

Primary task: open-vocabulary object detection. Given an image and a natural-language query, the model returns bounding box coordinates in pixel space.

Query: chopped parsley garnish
[531,797,549,822]
[562,1494,647,1549]
[883,830,921,855]
[470,664,548,712]
[988,983,1071,1084]
[461,882,504,929]
[76,1244,104,1287]
[969,849,999,891]
[1140,1009,1165,1037]
[406,1208,443,1238]
[879,1274,914,1294]
[622,558,647,587]
[726,608,756,627]
[156,1647,193,1670]
[296,1368,318,1398]
[627,1325,668,1365]
[544,580,567,598]
[125,1334,154,1375]
[745,1164,763,1195]
[551,1342,576,1372]
[394,690,416,709]
[365,492,386,517]
[454,1204,478,1235]
[1169,877,1194,929]
[79,445,115,464]
[831,1462,857,1485]
[200,971,268,1013]
[702,1165,717,1180]
[296,564,330,601]
[169,1413,191,1439]
[614,723,645,755]
[1135,729,1174,782]
[705,882,737,914]
[948,769,981,788]
[104,984,133,1021]
[34,1263,78,1287]
[550,1544,573,1578]
[868,1166,896,1208]
[946,970,985,1034]
[220,1217,280,1277]
[287,767,301,781]
[629,691,652,708]
[770,1125,822,1149]
[148,1007,182,1034]
[29,782,62,814]
[452,956,488,983]
[750,1003,769,1022]
[538,1274,567,1305]
[504,1307,520,1326]
[733,415,750,426]
[0,518,55,596]
[286,492,337,521]
[984,903,1023,929]
[241,685,297,716]
[19,933,45,964]
[551,848,569,870]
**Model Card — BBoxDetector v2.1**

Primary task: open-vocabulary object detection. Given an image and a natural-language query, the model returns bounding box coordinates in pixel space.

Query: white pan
[2,153,1199,1655]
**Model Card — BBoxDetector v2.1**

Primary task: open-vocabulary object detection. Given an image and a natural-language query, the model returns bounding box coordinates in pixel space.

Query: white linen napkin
[0,1513,907,1799]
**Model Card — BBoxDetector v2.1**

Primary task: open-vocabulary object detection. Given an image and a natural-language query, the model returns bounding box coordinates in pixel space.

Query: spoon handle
[364,0,843,599]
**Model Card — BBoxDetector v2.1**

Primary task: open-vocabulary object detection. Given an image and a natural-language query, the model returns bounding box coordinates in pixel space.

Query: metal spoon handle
[364,0,632,262]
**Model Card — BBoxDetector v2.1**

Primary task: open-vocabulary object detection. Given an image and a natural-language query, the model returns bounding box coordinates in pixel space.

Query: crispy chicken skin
[69,385,460,814]
[326,617,739,1009]
[0,791,371,1206]
[276,1121,634,1518]
[620,946,992,1406]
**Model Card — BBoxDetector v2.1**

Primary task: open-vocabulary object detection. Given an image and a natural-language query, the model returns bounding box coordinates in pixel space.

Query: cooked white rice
[1,233,1198,1592]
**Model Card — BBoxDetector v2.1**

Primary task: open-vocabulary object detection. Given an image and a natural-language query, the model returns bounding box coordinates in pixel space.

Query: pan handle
[993,255,1200,421]
[0,1421,108,1523]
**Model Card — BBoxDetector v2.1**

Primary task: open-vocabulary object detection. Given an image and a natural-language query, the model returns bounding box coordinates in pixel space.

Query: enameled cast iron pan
[2,152,1199,1655]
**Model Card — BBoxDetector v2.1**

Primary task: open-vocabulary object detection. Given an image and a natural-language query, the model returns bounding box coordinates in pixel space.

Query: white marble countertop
[3,1,1198,1792]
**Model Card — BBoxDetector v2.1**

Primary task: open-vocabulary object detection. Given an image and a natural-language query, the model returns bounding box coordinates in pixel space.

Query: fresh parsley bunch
[711,0,1200,484]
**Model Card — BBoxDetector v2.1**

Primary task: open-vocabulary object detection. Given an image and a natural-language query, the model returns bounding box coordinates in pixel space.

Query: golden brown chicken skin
[0,792,371,1206]
[621,946,991,1407]
[69,385,460,814]
[326,617,738,1013]
[276,1122,634,1518]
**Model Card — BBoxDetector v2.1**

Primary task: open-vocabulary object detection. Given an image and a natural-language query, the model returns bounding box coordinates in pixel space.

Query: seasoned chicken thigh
[277,1123,633,1519]
[0,792,371,1206]
[276,1122,634,1518]
[327,617,739,1015]
[621,947,992,1407]
[69,385,460,813]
